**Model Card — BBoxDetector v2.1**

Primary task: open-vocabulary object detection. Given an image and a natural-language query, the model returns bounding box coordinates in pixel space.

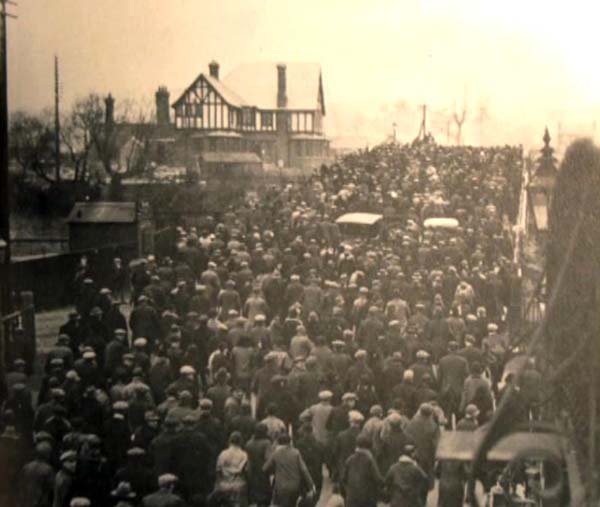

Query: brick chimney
[155,86,170,125]
[277,64,287,108]
[209,60,220,79]
[104,93,115,124]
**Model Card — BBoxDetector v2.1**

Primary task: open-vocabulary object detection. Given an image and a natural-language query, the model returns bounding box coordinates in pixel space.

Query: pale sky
[7,0,600,148]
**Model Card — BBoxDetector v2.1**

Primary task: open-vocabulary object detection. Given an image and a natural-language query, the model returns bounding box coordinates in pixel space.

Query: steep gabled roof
[221,62,324,112]
[172,62,325,113]
[172,73,248,108]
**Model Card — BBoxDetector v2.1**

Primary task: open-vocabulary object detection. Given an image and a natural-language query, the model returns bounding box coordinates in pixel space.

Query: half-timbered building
[169,61,330,170]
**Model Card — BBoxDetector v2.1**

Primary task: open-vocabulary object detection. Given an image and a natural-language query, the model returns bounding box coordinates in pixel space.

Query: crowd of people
[0,139,544,507]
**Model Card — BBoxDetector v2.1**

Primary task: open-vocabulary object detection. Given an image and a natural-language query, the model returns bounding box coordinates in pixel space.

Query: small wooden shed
[66,201,149,253]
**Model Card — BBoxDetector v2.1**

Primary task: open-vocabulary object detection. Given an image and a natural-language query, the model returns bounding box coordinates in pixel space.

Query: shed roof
[67,202,137,224]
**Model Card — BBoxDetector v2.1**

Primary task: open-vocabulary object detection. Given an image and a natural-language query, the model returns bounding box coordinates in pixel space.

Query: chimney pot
[209,61,220,79]
[104,93,115,124]
[155,86,170,125]
[277,64,287,108]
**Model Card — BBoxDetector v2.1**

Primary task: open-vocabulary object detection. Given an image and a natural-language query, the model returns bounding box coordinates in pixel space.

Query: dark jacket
[18,458,55,507]
[245,437,272,505]
[342,449,382,507]
[385,458,428,507]
[142,489,187,507]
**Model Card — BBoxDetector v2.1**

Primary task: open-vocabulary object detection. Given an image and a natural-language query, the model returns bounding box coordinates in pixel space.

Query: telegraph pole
[0,0,16,404]
[416,104,427,141]
[54,55,60,182]
[0,0,16,317]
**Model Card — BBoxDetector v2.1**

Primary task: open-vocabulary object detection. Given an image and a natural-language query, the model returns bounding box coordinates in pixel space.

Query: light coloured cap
[359,287,369,294]
[180,365,196,375]
[115,328,127,336]
[254,314,266,322]
[127,447,146,457]
[133,337,148,347]
[487,323,498,331]
[82,350,96,360]
[370,405,383,416]
[318,390,333,400]
[158,473,178,487]
[342,392,357,401]
[332,340,345,347]
[389,320,401,327]
[70,499,91,507]
[354,349,367,359]
[416,350,430,359]
[60,450,78,462]
[199,398,213,409]
[290,274,300,281]
[99,288,111,295]
[403,369,414,380]
[348,410,365,423]
[112,401,129,411]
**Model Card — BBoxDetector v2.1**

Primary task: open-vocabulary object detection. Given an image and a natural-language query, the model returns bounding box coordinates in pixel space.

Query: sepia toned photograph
[1,0,599,505]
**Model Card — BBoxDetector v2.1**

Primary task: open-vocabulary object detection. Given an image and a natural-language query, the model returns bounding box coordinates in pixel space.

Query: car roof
[335,213,383,226]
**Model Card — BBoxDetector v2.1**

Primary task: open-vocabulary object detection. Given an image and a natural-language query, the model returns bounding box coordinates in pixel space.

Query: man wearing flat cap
[45,335,74,374]
[129,296,161,348]
[17,441,55,507]
[404,403,440,491]
[341,433,383,507]
[114,447,155,500]
[172,415,213,502]
[166,365,199,405]
[53,450,78,507]
[332,410,364,482]
[326,392,357,439]
[141,474,185,507]
[384,444,428,507]
[438,340,469,423]
[104,329,129,378]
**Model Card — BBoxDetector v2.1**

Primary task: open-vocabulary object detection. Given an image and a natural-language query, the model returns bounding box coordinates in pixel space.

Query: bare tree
[9,110,55,182]
[61,101,96,183]
[452,100,467,146]
[68,93,153,184]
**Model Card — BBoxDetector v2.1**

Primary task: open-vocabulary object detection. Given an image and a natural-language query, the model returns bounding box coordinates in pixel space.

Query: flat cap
[158,473,178,487]
[60,450,78,462]
[318,390,333,400]
[348,410,365,423]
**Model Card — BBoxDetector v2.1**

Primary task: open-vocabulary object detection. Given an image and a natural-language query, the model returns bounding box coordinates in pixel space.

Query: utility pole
[416,104,427,141]
[0,0,16,317]
[0,0,16,404]
[54,55,60,182]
